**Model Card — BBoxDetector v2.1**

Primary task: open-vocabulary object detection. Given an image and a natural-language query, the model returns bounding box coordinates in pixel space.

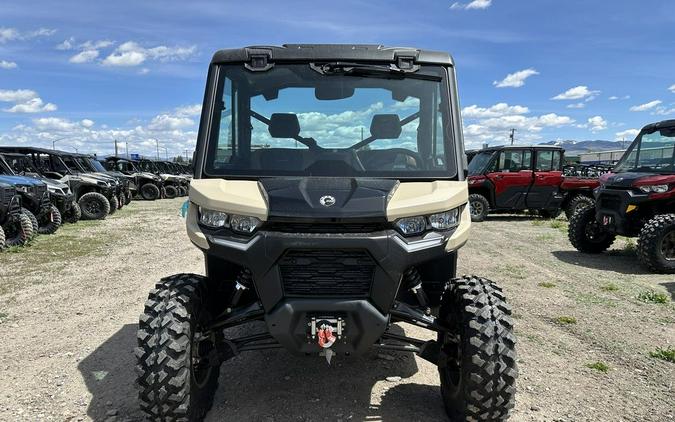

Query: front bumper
[186,203,470,355]
[595,188,650,236]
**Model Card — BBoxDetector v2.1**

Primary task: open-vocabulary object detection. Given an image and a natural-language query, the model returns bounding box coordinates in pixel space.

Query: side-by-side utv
[135,45,517,421]
[102,156,164,201]
[569,119,675,273]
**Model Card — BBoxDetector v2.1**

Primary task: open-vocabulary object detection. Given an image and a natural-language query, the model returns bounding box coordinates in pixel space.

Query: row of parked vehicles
[466,119,675,273]
[0,146,192,250]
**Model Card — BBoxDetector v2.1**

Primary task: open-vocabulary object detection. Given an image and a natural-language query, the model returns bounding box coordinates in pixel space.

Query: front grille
[279,249,375,297]
[598,194,621,212]
[265,221,388,234]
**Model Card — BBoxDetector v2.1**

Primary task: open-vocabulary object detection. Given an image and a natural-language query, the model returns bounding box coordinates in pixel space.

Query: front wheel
[637,214,675,274]
[140,183,160,201]
[21,208,39,239]
[469,193,489,222]
[438,276,517,421]
[568,206,615,253]
[37,204,62,235]
[136,274,221,421]
[3,213,34,247]
[63,201,81,224]
[564,195,594,220]
[165,185,178,199]
[108,195,118,215]
[79,192,111,220]
[0,225,5,249]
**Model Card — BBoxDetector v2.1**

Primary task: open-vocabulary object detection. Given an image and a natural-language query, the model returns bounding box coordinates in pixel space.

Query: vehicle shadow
[661,281,675,300]
[551,250,651,275]
[78,322,446,421]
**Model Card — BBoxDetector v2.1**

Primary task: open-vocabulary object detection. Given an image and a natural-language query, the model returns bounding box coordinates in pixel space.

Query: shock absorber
[404,267,431,315]
[226,268,252,312]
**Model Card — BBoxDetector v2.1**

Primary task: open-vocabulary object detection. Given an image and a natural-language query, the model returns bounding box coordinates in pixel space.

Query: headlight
[230,214,263,234]
[429,209,460,230]
[198,207,228,228]
[47,186,64,195]
[396,216,427,236]
[638,184,669,194]
[16,185,29,193]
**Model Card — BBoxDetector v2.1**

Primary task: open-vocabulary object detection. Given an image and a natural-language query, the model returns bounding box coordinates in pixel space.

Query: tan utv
[135,44,517,421]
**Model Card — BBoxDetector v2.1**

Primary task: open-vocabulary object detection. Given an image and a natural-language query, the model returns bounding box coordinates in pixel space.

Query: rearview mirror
[315,84,354,100]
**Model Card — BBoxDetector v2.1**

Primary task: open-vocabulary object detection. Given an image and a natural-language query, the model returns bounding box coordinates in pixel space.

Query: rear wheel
[37,204,62,235]
[165,185,178,199]
[140,183,160,201]
[108,195,118,215]
[79,192,110,220]
[469,194,489,222]
[438,276,517,421]
[136,274,221,421]
[63,201,81,224]
[125,190,133,204]
[568,206,616,253]
[564,195,595,219]
[3,214,34,247]
[637,214,675,274]
[21,208,39,239]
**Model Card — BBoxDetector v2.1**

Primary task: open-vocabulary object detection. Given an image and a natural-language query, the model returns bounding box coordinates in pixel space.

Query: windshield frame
[467,151,497,176]
[614,128,675,174]
[201,62,458,180]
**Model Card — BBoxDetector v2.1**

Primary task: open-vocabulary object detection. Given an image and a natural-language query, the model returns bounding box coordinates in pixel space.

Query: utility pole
[184,150,189,162]
[155,139,160,160]
[114,139,119,156]
[125,142,129,158]
[509,129,516,145]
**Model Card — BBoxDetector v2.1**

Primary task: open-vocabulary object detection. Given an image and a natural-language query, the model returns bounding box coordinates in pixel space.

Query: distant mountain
[538,140,626,155]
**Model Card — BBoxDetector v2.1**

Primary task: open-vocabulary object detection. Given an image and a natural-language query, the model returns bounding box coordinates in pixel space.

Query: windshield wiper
[310,62,441,81]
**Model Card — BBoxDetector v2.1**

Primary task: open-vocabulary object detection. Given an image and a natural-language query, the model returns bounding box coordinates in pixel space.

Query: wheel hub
[470,201,483,217]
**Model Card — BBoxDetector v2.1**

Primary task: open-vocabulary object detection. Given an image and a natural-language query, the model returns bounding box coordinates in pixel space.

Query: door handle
[494,175,503,180]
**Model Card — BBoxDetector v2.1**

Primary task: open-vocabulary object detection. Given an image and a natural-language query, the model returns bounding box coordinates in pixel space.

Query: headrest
[370,114,402,139]
[268,113,300,138]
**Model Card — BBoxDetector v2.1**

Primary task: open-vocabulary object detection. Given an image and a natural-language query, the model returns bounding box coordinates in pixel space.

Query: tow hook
[309,317,344,364]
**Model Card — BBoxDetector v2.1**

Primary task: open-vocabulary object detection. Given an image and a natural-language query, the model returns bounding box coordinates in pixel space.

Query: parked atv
[69,153,132,209]
[0,147,116,220]
[136,45,517,422]
[568,119,675,273]
[156,160,190,197]
[467,145,564,221]
[103,156,164,201]
[0,181,33,248]
[137,158,184,199]
[0,152,77,224]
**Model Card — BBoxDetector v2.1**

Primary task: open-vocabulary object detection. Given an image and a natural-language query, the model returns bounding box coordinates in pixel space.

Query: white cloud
[669,84,675,94]
[80,119,95,128]
[174,104,202,117]
[615,129,639,140]
[81,40,114,50]
[33,117,79,131]
[629,100,662,112]
[0,27,55,43]
[566,102,585,109]
[608,96,619,100]
[101,41,196,67]
[148,114,194,131]
[586,116,608,133]
[0,60,17,69]
[493,68,539,88]
[451,0,492,10]
[653,105,675,116]
[552,86,600,101]
[69,49,99,64]
[0,89,57,113]
[462,103,529,118]
[56,37,75,50]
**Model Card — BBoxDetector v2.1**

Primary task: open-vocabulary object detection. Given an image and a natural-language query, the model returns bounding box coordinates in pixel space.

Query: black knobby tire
[63,201,82,224]
[37,204,62,235]
[564,195,595,220]
[3,213,34,247]
[21,208,39,238]
[140,183,161,201]
[178,186,187,197]
[637,214,675,274]
[108,195,118,215]
[568,206,615,253]
[469,193,490,222]
[438,276,517,421]
[165,185,178,199]
[136,274,222,421]
[117,193,125,208]
[126,190,133,204]
[79,192,111,220]
[0,225,5,250]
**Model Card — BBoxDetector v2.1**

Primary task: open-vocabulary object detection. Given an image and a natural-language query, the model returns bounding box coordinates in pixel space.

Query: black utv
[136,45,517,422]
[569,119,675,273]
[0,147,116,220]
[0,154,61,235]
[103,156,164,201]
[0,181,33,248]
[156,160,190,197]
[67,152,132,209]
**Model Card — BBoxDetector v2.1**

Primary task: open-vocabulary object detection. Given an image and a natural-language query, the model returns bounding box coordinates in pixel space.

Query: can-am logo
[319,195,336,207]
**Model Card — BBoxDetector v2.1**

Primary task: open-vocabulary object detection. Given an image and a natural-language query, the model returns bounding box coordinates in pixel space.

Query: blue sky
[1,0,674,157]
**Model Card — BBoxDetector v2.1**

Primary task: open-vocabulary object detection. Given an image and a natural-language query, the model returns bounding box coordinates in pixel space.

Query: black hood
[604,172,662,188]
[259,178,398,221]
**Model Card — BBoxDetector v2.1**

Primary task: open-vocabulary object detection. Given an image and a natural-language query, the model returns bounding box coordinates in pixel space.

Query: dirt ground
[0,198,673,422]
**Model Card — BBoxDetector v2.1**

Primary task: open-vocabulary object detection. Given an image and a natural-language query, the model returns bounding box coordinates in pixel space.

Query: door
[487,149,533,209]
[527,149,563,209]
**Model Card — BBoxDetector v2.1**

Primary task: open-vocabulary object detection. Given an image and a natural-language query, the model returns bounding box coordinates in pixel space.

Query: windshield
[467,151,496,176]
[138,160,158,173]
[88,159,107,172]
[204,63,455,178]
[59,155,86,173]
[0,155,13,174]
[614,127,675,173]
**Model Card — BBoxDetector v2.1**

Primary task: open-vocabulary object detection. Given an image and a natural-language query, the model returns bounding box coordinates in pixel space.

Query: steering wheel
[361,148,424,171]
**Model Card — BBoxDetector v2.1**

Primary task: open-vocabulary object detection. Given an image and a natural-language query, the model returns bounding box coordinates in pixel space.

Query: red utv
[559,164,613,218]
[568,119,675,273]
[467,145,565,221]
